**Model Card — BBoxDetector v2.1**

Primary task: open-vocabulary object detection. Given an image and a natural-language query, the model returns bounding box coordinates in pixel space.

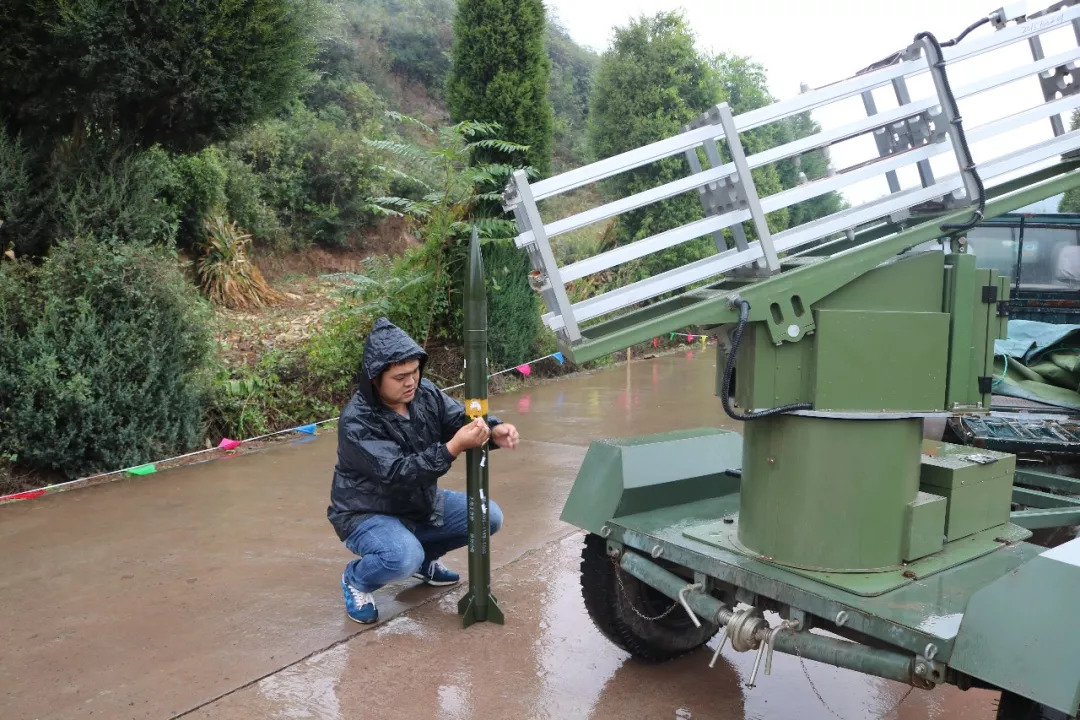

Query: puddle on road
[256,645,349,720]
[489,350,742,446]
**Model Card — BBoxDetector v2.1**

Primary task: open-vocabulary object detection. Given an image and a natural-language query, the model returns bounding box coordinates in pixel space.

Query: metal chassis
[600,505,1065,697]
[1012,469,1080,528]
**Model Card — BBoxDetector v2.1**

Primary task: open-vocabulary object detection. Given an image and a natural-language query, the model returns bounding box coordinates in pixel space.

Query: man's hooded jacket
[327,318,502,541]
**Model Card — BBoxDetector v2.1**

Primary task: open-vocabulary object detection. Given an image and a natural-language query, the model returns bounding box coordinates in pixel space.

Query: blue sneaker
[342,574,378,624]
[412,560,460,586]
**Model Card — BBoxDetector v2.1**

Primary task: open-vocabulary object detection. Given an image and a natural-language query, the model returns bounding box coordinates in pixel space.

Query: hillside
[332,0,598,170]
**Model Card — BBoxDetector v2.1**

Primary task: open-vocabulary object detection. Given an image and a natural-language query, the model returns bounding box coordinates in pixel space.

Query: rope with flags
[0,350,568,504]
[1,333,713,505]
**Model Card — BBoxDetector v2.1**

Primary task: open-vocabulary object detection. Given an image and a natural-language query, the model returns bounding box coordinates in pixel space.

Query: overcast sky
[543,0,1075,209]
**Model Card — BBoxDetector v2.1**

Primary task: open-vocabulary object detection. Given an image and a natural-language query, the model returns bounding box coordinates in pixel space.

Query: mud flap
[559,428,742,535]
[950,538,1080,716]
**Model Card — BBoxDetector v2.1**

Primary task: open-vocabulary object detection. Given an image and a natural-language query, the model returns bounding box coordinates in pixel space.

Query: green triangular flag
[126,464,156,476]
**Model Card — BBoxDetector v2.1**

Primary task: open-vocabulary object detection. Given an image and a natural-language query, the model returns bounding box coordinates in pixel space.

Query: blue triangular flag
[296,424,317,435]
[553,352,565,365]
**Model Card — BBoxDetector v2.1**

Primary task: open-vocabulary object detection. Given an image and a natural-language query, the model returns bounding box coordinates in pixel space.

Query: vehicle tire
[996,690,1076,720]
[579,532,720,663]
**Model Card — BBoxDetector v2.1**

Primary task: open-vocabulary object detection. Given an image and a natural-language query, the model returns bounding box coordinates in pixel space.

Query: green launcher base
[565,429,1080,714]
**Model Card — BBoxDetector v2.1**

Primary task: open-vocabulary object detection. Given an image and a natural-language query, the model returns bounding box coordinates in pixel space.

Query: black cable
[914,30,986,234]
[720,300,813,421]
[941,16,991,47]
[856,15,989,79]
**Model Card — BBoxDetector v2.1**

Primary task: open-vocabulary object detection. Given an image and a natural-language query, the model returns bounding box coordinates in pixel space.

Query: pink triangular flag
[218,438,241,451]
[686,334,695,342]
[652,337,659,348]
[516,364,531,377]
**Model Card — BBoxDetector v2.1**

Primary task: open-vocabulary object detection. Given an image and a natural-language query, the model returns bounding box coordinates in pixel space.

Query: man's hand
[492,423,520,450]
[446,418,490,458]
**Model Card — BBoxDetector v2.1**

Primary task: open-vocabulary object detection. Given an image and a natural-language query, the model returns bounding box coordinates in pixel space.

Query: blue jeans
[343,489,503,593]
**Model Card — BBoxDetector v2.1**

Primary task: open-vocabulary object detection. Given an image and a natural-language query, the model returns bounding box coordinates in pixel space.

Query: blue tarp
[993,320,1080,411]
[995,319,1080,363]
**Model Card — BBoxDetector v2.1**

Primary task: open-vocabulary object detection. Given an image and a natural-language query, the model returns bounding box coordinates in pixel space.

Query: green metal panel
[813,310,949,411]
[734,324,814,410]
[950,539,1080,716]
[944,254,978,408]
[737,416,923,571]
[1014,469,1080,494]
[997,275,1011,342]
[927,474,1014,542]
[903,491,947,562]
[735,253,949,412]
[558,428,742,535]
[818,249,946,313]
[920,440,1015,541]
[920,441,1015,488]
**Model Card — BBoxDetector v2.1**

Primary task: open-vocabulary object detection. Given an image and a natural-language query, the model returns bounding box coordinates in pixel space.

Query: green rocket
[457,226,504,627]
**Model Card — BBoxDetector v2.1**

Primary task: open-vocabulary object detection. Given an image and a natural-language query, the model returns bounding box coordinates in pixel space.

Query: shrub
[224,99,387,249]
[197,217,285,309]
[0,0,327,153]
[0,135,181,257]
[220,155,287,248]
[165,148,229,250]
[0,239,213,478]
[306,253,433,389]
[483,239,542,367]
[204,351,333,442]
[365,115,534,350]
[0,130,37,258]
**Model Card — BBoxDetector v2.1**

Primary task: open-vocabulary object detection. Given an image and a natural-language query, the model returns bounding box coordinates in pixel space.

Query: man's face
[376,359,421,406]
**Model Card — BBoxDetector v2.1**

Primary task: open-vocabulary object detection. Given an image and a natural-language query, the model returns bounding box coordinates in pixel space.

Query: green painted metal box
[919,440,1015,541]
[902,491,947,561]
[813,309,950,412]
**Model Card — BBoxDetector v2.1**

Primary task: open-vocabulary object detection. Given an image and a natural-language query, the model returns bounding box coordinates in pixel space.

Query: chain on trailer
[502,1,1080,352]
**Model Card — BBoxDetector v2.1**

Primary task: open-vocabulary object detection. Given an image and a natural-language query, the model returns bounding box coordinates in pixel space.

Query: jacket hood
[358,318,428,404]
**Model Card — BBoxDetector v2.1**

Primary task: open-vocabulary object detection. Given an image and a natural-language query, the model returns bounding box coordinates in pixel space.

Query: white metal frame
[502,2,1080,343]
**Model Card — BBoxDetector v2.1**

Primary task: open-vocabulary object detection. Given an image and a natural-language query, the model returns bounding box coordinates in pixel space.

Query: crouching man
[327,318,520,624]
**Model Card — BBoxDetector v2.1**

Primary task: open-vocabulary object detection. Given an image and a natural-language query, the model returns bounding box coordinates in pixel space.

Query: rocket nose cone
[467,226,485,284]
[465,225,488,326]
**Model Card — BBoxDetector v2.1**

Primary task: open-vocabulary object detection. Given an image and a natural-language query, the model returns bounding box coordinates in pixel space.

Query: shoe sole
[348,614,378,624]
[411,574,460,587]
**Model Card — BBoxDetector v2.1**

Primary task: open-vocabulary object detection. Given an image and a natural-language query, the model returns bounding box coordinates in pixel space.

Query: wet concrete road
[0,351,1000,719]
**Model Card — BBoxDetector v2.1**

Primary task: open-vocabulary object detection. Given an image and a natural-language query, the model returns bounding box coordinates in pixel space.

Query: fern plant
[364,114,530,240]
[197,216,284,310]
[362,113,536,344]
